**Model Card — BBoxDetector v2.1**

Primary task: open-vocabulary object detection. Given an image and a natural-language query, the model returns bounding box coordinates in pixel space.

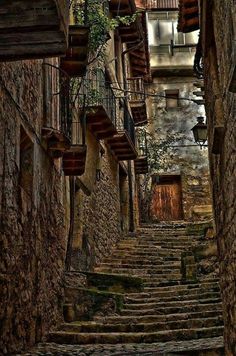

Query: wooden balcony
[86,106,117,140]
[61,25,89,77]
[119,18,143,44]
[178,0,199,33]
[107,131,137,161]
[107,108,137,161]
[81,70,117,139]
[127,77,148,126]
[128,12,150,77]
[109,0,136,16]
[0,0,69,61]
[134,156,148,174]
[42,127,70,159]
[63,145,87,176]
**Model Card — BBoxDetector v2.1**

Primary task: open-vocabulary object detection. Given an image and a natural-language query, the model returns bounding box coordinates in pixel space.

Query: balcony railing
[78,69,117,139]
[127,77,148,126]
[60,77,87,175]
[60,78,86,145]
[136,130,148,156]
[107,103,137,161]
[134,130,148,174]
[123,106,136,147]
[127,77,145,102]
[145,0,179,9]
[83,70,116,125]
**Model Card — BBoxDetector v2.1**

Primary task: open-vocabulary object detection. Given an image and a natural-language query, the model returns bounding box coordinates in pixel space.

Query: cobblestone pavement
[18,337,224,355]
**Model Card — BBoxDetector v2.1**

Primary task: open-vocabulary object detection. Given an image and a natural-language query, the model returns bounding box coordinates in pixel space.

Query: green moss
[64,286,125,320]
[186,221,213,236]
[83,271,143,293]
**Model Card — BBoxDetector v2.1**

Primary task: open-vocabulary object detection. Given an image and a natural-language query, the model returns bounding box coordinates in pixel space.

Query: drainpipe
[121,39,144,232]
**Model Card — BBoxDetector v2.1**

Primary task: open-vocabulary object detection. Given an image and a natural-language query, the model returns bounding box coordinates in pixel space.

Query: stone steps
[46,223,223,354]
[125,291,221,304]
[58,316,223,333]
[94,267,181,276]
[117,243,194,249]
[113,248,183,255]
[127,287,220,299]
[94,310,223,324]
[120,302,222,316]
[49,326,223,345]
[143,279,219,290]
[122,298,222,310]
[103,256,182,264]
[95,260,181,270]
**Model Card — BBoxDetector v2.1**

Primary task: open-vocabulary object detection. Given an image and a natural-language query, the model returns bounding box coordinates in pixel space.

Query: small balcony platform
[0,0,69,61]
[119,19,142,43]
[109,0,136,16]
[107,130,137,161]
[134,156,148,174]
[42,127,70,158]
[61,25,89,77]
[127,77,148,126]
[63,145,87,176]
[86,105,117,140]
[130,103,148,126]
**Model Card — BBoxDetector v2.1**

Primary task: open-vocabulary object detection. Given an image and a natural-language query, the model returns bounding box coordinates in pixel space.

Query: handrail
[123,105,136,146]
[80,69,117,127]
[60,77,86,145]
[127,77,145,102]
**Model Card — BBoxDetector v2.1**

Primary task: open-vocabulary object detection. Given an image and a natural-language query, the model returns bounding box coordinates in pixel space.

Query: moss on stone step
[63,287,124,322]
[186,221,213,237]
[80,271,144,293]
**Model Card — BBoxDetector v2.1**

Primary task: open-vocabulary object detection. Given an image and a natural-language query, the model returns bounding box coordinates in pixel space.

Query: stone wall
[144,77,212,221]
[0,61,68,354]
[70,133,128,271]
[202,1,236,354]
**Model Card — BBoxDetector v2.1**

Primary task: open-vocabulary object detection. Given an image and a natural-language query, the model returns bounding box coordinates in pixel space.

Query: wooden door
[150,175,184,221]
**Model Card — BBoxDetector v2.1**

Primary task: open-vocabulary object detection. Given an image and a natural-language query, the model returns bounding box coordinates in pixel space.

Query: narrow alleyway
[20,223,224,355]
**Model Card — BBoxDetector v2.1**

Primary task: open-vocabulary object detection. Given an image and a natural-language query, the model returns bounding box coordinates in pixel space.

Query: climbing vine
[70,0,137,65]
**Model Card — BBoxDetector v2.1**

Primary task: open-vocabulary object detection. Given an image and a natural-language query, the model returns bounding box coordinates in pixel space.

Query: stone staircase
[48,224,224,354]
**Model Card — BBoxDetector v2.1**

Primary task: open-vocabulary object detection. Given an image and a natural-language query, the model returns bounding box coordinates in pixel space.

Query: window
[165,89,179,108]
[148,12,199,52]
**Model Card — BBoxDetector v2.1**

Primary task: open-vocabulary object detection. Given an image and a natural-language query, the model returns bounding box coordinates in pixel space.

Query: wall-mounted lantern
[191,116,208,148]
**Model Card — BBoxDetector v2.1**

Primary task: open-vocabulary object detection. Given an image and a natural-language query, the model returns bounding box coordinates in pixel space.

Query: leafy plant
[70,0,137,65]
[137,127,189,222]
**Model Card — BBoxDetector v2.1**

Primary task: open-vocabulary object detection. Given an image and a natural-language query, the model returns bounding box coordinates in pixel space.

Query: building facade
[0,0,149,353]
[142,0,212,222]
[178,0,236,354]
[199,1,236,354]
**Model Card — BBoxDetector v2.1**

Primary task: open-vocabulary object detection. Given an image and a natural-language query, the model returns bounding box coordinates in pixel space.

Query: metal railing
[136,129,148,156]
[60,77,86,145]
[80,69,117,127]
[127,77,145,102]
[123,105,136,146]
[145,0,179,9]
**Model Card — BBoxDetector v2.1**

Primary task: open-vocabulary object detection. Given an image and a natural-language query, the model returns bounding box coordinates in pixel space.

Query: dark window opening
[165,89,179,108]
